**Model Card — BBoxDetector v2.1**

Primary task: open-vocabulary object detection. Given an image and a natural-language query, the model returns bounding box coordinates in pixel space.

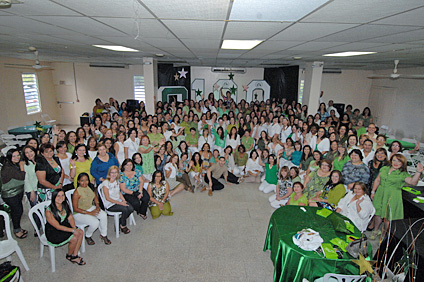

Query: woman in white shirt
[336,181,375,232]
[114,131,126,165]
[244,150,263,183]
[309,127,330,155]
[164,154,186,194]
[226,127,240,151]
[198,128,214,151]
[56,141,74,190]
[124,128,140,160]
[100,166,134,234]
[279,116,292,142]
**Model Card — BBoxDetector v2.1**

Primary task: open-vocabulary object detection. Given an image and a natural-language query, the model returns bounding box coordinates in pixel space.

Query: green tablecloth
[264,206,362,282]
[386,138,416,150]
[8,125,52,138]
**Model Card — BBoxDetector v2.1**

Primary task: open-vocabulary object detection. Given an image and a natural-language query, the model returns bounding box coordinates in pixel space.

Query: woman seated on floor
[336,181,375,232]
[72,173,111,246]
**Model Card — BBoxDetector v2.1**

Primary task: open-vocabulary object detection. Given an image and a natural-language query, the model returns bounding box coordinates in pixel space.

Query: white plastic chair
[41,114,56,126]
[97,186,136,238]
[362,208,375,233]
[322,273,367,282]
[1,146,17,157]
[0,135,19,147]
[64,190,86,252]
[0,211,29,271]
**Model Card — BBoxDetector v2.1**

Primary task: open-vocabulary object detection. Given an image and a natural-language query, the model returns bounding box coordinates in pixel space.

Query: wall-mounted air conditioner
[211,67,246,74]
[89,63,128,69]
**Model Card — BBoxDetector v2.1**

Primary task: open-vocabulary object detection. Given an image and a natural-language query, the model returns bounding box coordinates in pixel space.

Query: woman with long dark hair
[69,144,93,188]
[1,148,27,238]
[308,170,345,210]
[45,189,85,265]
[147,170,173,219]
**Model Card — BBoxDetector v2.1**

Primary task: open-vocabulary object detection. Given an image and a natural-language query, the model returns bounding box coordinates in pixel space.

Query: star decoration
[195,89,202,97]
[213,84,220,90]
[174,73,179,81]
[178,68,188,78]
[228,72,234,80]
[230,85,237,95]
[351,254,375,274]
[242,85,249,92]
[396,248,417,274]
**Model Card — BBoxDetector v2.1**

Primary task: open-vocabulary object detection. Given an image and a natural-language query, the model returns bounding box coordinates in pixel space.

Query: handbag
[346,234,368,258]
[0,261,20,282]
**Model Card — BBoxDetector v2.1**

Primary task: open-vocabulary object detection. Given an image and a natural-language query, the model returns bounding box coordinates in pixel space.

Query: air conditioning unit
[0,0,23,9]
[323,68,342,74]
[211,67,246,74]
[89,63,128,69]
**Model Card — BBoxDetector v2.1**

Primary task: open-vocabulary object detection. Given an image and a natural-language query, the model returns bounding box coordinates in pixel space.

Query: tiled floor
[16,181,276,282]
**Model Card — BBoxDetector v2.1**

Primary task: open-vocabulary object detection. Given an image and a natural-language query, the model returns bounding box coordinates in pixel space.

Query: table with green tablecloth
[264,206,363,282]
[386,138,416,150]
[8,125,52,139]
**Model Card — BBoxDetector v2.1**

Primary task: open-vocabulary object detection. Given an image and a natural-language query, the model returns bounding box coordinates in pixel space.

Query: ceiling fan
[4,48,54,70]
[367,60,424,80]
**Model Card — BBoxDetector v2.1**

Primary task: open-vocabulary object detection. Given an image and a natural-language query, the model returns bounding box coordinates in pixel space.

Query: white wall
[190,67,264,102]
[52,62,144,125]
[0,57,58,134]
[320,69,373,110]
[369,67,424,142]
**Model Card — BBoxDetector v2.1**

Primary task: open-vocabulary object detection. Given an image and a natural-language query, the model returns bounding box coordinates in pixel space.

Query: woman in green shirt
[233,145,248,176]
[308,170,346,210]
[211,126,227,154]
[138,135,160,181]
[287,182,308,206]
[332,143,350,172]
[258,153,280,194]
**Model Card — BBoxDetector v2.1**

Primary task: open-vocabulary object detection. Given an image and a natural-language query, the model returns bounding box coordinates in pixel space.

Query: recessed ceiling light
[323,51,376,57]
[293,57,302,60]
[221,40,262,50]
[155,53,164,57]
[93,45,139,52]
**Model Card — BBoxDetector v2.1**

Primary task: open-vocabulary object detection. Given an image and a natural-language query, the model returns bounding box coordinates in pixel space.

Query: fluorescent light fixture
[221,40,262,50]
[93,45,139,52]
[323,51,376,57]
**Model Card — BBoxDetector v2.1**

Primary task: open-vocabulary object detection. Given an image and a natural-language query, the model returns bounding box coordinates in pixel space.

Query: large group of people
[0,92,423,267]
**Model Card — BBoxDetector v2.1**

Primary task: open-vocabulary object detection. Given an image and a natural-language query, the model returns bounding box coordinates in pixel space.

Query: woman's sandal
[138,213,147,220]
[85,236,95,245]
[14,231,27,239]
[119,226,130,234]
[66,254,86,265]
[100,235,111,245]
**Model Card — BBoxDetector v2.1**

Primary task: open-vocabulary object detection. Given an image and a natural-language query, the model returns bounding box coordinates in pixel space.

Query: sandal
[138,213,147,220]
[85,236,95,245]
[120,226,130,234]
[21,229,28,235]
[14,231,27,239]
[100,235,111,245]
[66,254,86,265]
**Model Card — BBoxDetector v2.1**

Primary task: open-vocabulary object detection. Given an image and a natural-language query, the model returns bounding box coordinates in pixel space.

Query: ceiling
[1,0,424,69]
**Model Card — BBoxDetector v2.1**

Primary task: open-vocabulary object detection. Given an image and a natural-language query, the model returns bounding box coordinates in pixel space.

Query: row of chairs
[0,134,33,149]
[28,186,136,272]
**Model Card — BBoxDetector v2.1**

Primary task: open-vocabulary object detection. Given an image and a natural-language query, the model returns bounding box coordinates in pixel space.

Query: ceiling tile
[362,28,424,43]
[288,41,348,51]
[53,0,154,18]
[320,42,388,52]
[181,39,221,49]
[0,16,79,35]
[7,0,79,16]
[254,40,303,51]
[224,21,291,40]
[302,0,424,23]
[29,16,125,36]
[371,7,424,26]
[143,0,231,20]
[94,18,172,38]
[98,36,159,51]
[49,35,111,45]
[142,38,186,49]
[230,0,329,22]
[162,20,225,39]
[270,23,357,41]
[316,24,420,42]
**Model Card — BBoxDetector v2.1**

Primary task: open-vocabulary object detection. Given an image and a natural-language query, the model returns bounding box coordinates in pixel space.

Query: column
[143,57,157,115]
[302,61,324,113]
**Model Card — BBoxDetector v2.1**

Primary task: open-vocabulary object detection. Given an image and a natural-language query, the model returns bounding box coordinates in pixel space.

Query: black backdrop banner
[158,64,191,100]
[264,66,299,103]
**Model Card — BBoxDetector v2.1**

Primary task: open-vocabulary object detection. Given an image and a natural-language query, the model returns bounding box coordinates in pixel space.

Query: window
[22,73,42,115]
[133,75,145,102]
[298,79,304,104]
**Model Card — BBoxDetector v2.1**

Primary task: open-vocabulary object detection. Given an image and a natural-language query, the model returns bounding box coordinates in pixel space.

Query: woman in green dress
[370,154,423,238]
[138,135,160,181]
[332,142,350,172]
